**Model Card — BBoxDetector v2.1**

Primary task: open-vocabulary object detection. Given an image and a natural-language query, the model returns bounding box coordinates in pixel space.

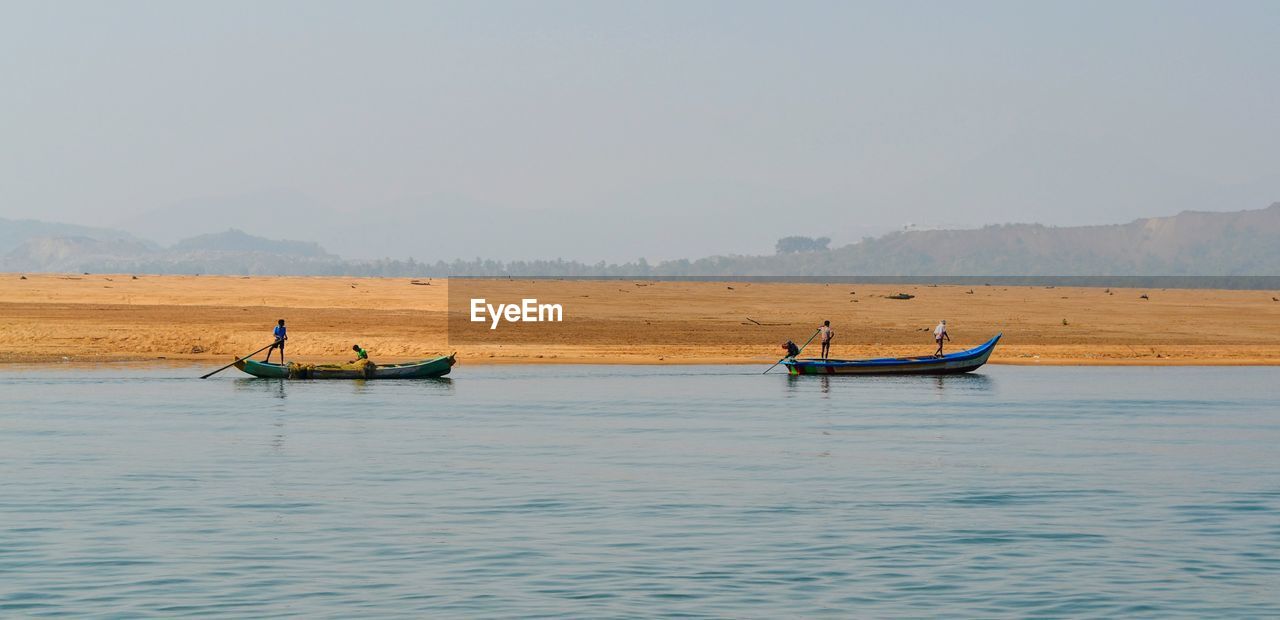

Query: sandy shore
[2,273,1279,366]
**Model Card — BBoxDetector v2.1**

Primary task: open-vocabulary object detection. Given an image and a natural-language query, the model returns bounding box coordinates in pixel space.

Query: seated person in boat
[933,320,950,357]
[264,319,287,363]
[351,344,369,362]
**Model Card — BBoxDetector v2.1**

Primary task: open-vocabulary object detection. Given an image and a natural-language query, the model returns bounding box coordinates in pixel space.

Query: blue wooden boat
[235,354,455,379]
[783,334,1001,375]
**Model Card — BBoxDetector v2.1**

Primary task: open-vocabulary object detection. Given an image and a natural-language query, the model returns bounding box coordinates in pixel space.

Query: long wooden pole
[763,329,820,375]
[200,341,281,379]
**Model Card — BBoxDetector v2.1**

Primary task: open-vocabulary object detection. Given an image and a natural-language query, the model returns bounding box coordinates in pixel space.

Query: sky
[2,0,1278,261]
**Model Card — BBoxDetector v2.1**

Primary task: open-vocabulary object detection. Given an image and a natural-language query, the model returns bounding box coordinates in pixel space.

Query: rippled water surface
[1,364,1278,618]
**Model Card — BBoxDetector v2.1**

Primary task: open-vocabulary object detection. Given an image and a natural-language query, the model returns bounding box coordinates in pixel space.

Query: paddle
[199,341,281,379]
[763,329,820,374]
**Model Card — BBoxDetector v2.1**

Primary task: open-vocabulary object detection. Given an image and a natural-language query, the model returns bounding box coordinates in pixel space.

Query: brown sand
[2,273,1279,365]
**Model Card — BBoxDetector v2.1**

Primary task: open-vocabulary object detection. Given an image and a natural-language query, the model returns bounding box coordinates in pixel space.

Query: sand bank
[2,274,1278,365]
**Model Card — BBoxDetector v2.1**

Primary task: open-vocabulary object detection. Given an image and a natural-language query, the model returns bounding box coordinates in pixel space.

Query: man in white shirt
[933,320,950,357]
[818,320,834,360]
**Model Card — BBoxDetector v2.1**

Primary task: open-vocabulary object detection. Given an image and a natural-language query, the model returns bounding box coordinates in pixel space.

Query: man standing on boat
[264,319,287,363]
[933,320,950,357]
[818,320,834,360]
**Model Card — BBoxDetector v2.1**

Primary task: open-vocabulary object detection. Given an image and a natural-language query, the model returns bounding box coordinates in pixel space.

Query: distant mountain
[4,202,1279,276]
[2,236,159,273]
[111,188,870,263]
[172,229,332,258]
[736,202,1280,276]
[116,189,332,247]
[0,217,149,255]
[2,227,343,275]
[855,202,1280,275]
[395,202,1280,277]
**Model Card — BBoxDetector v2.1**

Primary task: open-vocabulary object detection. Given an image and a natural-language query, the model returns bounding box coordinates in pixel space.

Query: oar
[763,329,820,374]
[200,341,280,379]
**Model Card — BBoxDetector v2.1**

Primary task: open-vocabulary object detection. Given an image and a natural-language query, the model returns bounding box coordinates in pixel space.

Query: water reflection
[270,420,286,454]
[344,377,456,395]
[233,377,288,398]
[783,371,995,397]
[229,376,456,397]
[401,377,455,393]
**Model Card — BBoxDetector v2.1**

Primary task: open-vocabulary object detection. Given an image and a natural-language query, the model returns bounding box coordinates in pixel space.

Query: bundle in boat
[288,359,377,379]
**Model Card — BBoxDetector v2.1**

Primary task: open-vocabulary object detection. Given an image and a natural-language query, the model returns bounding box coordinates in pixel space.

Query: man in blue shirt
[264,319,287,363]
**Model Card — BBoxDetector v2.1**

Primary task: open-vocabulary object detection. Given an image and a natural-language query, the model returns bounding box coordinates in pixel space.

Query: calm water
[1,365,1277,618]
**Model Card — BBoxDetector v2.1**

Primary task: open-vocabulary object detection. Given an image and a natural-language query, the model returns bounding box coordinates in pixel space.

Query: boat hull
[234,354,455,379]
[783,334,1000,376]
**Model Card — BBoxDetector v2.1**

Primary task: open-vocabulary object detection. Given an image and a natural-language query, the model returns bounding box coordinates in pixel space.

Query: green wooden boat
[234,354,455,379]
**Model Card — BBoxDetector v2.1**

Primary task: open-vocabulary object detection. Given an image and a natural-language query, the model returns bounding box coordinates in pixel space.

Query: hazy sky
[2,1,1278,260]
